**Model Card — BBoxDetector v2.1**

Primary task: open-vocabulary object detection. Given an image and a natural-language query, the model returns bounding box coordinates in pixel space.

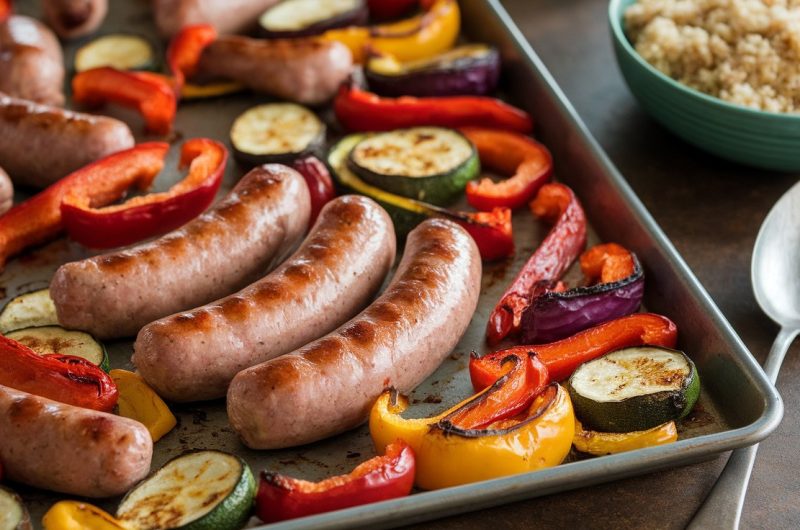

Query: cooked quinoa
[625,0,800,113]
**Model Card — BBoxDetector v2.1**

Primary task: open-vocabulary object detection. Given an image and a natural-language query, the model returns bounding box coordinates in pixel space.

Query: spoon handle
[688,326,797,530]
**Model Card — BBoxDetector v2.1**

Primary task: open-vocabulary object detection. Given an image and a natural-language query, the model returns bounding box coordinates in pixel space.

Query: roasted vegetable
[572,419,678,456]
[230,103,326,166]
[370,384,574,490]
[348,126,479,205]
[567,346,700,433]
[0,144,164,270]
[72,68,177,135]
[0,335,118,412]
[470,313,679,389]
[0,289,57,333]
[461,127,552,211]
[43,501,126,530]
[256,441,415,523]
[74,34,157,72]
[486,183,587,345]
[322,0,459,64]
[329,134,514,260]
[6,326,109,372]
[366,44,500,97]
[117,451,255,530]
[259,0,368,38]
[110,369,176,442]
[292,156,336,225]
[0,486,32,530]
[520,243,644,343]
[335,82,533,133]
[61,138,227,249]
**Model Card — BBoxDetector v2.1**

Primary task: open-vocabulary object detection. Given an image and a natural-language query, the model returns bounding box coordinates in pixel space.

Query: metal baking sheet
[6,0,782,528]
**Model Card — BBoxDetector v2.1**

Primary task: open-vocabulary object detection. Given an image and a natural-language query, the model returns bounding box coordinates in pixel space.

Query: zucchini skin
[567,347,701,433]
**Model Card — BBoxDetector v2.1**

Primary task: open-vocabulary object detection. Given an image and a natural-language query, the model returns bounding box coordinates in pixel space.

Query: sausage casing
[0,15,64,106]
[0,384,152,498]
[153,0,281,37]
[42,0,108,39]
[0,94,134,188]
[196,36,353,105]
[51,165,311,339]
[133,195,396,402]
[227,218,482,449]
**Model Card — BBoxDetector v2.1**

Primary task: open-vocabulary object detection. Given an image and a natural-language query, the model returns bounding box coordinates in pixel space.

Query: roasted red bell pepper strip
[446,207,514,261]
[471,312,679,390]
[0,143,165,270]
[256,441,415,523]
[61,138,227,249]
[292,156,336,226]
[167,24,218,90]
[335,82,533,133]
[581,242,636,283]
[72,67,177,135]
[0,335,118,412]
[445,352,549,429]
[0,0,11,23]
[461,127,553,211]
[367,0,418,20]
[486,183,587,345]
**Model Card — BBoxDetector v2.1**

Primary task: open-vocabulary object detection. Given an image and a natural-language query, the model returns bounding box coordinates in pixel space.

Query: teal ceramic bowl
[609,0,800,172]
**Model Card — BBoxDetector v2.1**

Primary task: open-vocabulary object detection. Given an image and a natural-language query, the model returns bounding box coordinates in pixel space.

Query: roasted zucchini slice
[117,451,255,530]
[74,34,157,72]
[0,289,58,334]
[567,346,701,433]
[230,103,325,166]
[348,127,479,206]
[5,326,109,371]
[0,486,32,530]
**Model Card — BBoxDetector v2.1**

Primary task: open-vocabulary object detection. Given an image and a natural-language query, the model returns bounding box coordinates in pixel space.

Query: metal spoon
[688,180,800,530]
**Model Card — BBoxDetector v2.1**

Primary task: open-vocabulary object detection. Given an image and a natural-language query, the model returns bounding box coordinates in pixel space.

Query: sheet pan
[6,0,782,527]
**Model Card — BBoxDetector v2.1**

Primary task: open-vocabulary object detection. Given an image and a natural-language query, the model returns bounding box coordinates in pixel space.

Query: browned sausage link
[133,196,397,402]
[0,166,12,215]
[0,384,152,498]
[0,16,64,106]
[227,218,482,449]
[196,36,353,105]
[153,0,281,37]
[50,165,311,340]
[42,0,108,39]
[0,94,134,189]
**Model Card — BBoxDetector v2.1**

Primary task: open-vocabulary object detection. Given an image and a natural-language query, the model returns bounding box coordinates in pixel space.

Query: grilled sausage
[0,94,134,188]
[153,0,281,37]
[227,218,482,449]
[51,165,311,340]
[196,36,353,105]
[0,166,12,215]
[0,15,64,106]
[43,0,108,39]
[133,196,396,402]
[0,384,152,498]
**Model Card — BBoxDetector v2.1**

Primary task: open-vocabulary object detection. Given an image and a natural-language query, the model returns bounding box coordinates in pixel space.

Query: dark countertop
[413,0,799,528]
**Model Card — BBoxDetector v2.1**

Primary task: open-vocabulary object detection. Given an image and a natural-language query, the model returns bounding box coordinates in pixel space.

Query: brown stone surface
[404,0,800,528]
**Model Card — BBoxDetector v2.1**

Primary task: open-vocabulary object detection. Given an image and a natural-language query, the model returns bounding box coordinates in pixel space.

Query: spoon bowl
[752,180,800,329]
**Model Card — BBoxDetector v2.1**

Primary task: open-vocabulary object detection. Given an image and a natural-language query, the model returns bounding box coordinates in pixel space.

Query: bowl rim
[608,0,800,122]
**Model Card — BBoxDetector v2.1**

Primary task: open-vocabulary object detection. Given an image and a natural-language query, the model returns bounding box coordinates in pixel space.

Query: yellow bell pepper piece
[110,369,176,442]
[322,0,460,64]
[42,501,128,530]
[572,419,678,456]
[370,384,575,490]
